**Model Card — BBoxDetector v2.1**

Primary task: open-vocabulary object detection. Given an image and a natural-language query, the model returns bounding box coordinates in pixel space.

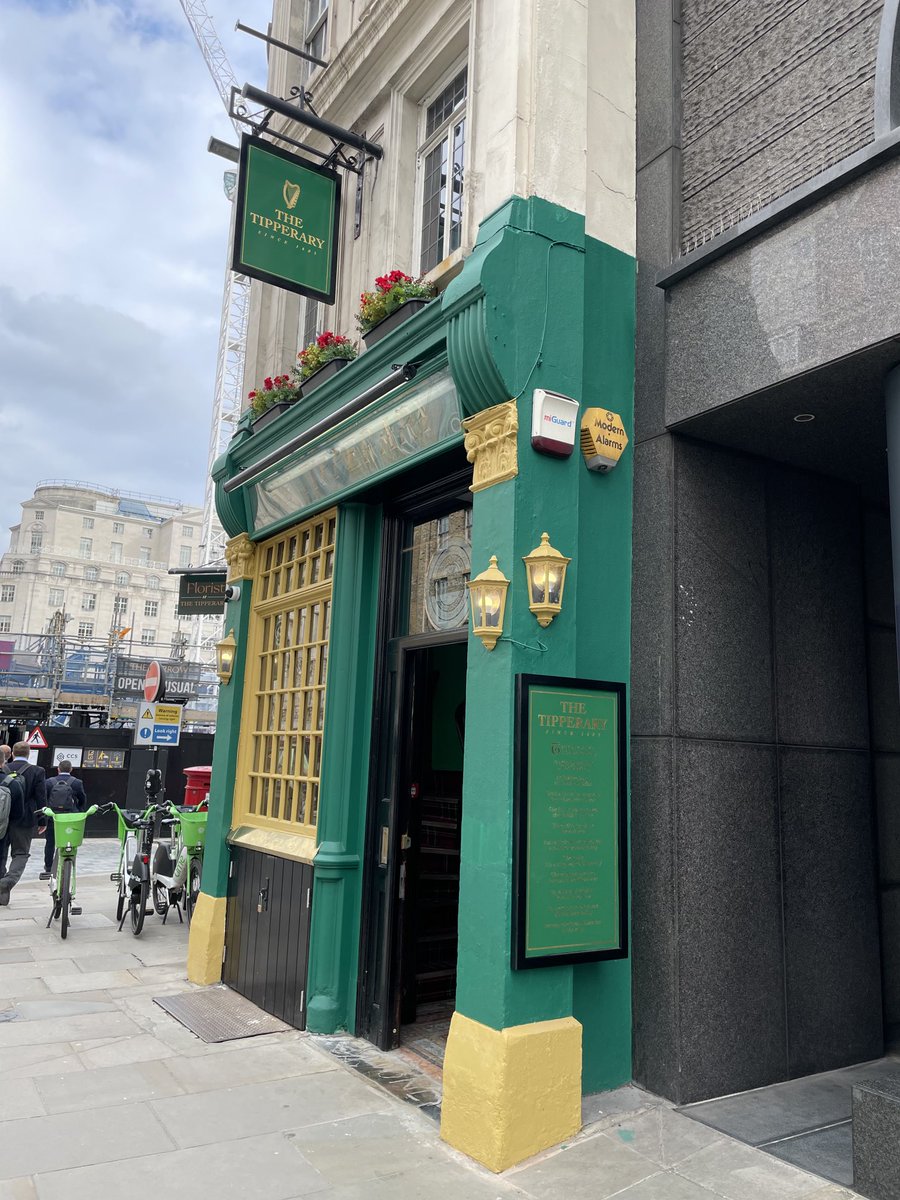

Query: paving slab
[77,1032,176,1069]
[161,1039,336,1093]
[0,1178,38,1200]
[0,1009,141,1048]
[285,1111,446,1187]
[510,1130,660,1199]
[605,1172,722,1199]
[73,952,144,973]
[0,960,78,981]
[43,969,137,993]
[0,1077,44,1122]
[0,1101,174,1179]
[604,1106,725,1168]
[149,1071,394,1149]
[6,1052,84,1080]
[323,1159,524,1199]
[9,998,116,1020]
[34,1131,329,1200]
[765,1124,854,1187]
[35,1057,184,1114]
[0,949,33,964]
[676,1138,827,1200]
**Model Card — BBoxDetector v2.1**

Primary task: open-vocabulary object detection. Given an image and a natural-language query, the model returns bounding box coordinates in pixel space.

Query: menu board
[513,675,627,968]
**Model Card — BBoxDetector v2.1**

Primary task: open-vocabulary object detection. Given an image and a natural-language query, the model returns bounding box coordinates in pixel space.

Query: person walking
[0,755,24,890]
[0,742,46,906]
[0,744,12,877]
[40,761,86,879]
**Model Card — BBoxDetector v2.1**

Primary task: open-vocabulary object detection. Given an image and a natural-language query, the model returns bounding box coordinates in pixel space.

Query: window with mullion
[418,67,467,275]
[303,0,327,76]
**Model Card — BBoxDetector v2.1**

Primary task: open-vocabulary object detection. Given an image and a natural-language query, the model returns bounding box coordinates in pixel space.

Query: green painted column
[187,536,256,984]
[441,197,635,1164]
[306,502,382,1033]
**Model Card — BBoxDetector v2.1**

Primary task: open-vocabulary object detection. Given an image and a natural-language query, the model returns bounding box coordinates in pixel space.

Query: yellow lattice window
[235,510,336,835]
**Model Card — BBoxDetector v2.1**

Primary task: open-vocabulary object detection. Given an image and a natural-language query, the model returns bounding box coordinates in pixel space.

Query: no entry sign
[143,660,166,703]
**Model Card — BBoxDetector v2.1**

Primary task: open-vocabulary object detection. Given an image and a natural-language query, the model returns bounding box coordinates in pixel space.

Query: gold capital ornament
[462,400,519,493]
[225,533,257,582]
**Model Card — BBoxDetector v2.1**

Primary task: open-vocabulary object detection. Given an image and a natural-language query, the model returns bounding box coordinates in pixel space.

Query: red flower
[264,377,273,389]
[248,391,257,399]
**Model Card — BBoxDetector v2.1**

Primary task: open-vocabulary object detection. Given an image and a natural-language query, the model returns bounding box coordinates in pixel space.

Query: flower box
[252,399,297,431]
[362,298,432,347]
[301,356,350,395]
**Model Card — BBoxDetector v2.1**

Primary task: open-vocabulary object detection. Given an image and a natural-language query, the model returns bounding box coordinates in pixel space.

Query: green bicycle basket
[113,806,145,843]
[178,808,208,853]
[48,810,92,850]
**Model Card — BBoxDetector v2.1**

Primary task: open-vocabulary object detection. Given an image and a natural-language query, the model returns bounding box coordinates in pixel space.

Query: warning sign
[133,702,183,748]
[26,727,48,749]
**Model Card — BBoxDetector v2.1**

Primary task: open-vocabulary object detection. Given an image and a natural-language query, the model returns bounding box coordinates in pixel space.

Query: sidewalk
[0,872,858,1200]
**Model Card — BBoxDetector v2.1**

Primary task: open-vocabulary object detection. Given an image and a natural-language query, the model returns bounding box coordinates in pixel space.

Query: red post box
[183,765,212,808]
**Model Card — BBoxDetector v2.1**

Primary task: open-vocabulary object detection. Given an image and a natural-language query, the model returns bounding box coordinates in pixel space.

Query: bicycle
[104,801,163,935]
[151,802,208,925]
[41,805,99,939]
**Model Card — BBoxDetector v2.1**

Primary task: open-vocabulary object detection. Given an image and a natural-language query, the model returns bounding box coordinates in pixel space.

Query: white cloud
[0,0,267,529]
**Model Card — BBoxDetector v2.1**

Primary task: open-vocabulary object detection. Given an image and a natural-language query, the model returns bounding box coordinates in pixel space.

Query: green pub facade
[188,0,637,1171]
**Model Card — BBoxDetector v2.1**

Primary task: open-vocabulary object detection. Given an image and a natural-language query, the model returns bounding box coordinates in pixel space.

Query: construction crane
[180,1,250,564]
[179,0,252,660]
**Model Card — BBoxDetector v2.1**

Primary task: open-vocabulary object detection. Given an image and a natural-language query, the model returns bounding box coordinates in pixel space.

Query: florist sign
[233,135,341,303]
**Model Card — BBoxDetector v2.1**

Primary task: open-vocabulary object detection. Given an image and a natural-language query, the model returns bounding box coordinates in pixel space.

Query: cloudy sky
[0,0,267,534]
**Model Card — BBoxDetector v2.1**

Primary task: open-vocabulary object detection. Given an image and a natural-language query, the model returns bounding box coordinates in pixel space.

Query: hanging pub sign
[512,674,627,969]
[232,134,341,303]
[177,572,227,616]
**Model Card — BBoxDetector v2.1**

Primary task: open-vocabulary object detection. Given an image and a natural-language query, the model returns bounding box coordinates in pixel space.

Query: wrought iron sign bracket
[229,87,348,170]
[240,83,383,170]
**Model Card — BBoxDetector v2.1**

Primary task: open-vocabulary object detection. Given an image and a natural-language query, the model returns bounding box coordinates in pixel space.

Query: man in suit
[40,761,87,879]
[0,742,46,906]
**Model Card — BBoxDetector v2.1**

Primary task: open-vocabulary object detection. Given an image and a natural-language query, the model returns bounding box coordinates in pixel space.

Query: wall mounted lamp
[523,533,571,627]
[215,630,237,685]
[467,556,510,651]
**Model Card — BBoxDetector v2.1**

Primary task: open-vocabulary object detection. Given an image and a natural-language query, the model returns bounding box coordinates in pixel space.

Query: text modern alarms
[580,408,629,473]
[531,389,580,457]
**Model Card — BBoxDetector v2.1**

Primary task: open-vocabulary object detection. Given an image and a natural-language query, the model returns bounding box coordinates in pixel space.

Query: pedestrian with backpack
[0,760,24,891]
[40,762,87,880]
[0,743,46,906]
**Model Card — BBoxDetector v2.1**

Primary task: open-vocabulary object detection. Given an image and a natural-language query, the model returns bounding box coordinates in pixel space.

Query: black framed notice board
[513,674,628,969]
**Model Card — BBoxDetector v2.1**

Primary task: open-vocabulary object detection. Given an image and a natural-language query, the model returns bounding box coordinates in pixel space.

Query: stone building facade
[634,0,900,1104]
[0,481,204,652]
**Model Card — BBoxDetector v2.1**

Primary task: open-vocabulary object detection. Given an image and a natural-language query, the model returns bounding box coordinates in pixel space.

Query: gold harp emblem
[283,180,301,210]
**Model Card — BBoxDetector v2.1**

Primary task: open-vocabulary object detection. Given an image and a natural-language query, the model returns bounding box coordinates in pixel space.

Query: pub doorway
[357,477,471,1056]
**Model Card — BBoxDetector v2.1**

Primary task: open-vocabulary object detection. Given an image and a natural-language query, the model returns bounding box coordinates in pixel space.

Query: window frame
[0,584,14,604]
[77,621,94,638]
[416,63,468,276]
[302,0,328,78]
[0,617,11,633]
[233,509,337,841]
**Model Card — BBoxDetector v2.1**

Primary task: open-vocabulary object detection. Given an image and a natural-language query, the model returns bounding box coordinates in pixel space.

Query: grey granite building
[634,0,900,1104]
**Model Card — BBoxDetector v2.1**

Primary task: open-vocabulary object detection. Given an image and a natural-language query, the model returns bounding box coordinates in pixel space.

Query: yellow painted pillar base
[440,1011,582,1172]
[186,893,227,985]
